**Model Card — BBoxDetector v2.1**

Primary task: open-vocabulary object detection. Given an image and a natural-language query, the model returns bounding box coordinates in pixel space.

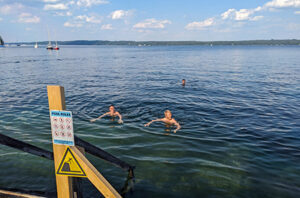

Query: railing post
[47,85,122,198]
[47,85,73,198]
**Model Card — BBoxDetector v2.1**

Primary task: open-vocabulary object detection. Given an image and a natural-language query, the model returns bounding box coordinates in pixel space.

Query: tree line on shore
[9,39,300,46]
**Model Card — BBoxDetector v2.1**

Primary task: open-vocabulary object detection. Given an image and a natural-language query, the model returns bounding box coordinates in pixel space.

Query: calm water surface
[0,45,299,198]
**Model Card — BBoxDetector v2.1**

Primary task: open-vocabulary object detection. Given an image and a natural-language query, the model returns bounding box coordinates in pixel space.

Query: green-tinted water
[0,46,299,197]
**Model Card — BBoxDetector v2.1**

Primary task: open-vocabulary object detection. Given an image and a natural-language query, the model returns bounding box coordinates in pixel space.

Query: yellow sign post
[57,147,86,177]
[47,85,74,198]
[47,85,122,198]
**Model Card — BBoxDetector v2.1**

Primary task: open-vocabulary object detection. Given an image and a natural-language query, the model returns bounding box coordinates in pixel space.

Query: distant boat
[47,40,53,50]
[16,40,21,46]
[0,36,4,47]
[53,40,59,50]
[46,27,60,50]
[46,26,54,50]
[34,42,38,48]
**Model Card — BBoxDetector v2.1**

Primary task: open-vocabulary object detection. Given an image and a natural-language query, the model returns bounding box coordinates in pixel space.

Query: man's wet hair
[164,110,171,114]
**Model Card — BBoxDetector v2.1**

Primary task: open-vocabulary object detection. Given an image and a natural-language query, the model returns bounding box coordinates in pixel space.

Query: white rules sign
[50,110,75,146]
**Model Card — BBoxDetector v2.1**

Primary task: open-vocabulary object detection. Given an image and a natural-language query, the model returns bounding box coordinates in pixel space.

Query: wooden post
[47,85,73,198]
[47,85,122,198]
[70,146,122,198]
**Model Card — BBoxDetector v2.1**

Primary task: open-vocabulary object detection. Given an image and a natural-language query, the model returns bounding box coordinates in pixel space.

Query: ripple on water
[0,46,299,198]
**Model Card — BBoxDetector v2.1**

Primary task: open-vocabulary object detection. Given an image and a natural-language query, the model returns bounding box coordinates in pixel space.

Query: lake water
[0,45,299,198]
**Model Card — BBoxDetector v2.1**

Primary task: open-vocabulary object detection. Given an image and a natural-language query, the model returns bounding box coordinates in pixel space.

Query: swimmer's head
[182,79,186,86]
[109,105,115,112]
[164,110,172,119]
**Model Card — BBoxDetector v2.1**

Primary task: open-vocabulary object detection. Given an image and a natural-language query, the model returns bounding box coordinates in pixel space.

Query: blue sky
[0,0,300,42]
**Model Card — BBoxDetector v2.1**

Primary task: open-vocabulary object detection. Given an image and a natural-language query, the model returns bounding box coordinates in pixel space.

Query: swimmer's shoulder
[171,118,179,124]
[113,111,121,116]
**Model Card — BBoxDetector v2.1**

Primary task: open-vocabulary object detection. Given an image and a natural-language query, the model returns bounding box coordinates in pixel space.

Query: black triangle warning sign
[56,147,87,177]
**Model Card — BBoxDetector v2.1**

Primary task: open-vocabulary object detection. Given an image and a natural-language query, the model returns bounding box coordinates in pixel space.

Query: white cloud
[221,7,263,21]
[101,24,113,30]
[0,17,2,21]
[221,8,235,20]
[265,0,300,8]
[43,0,60,2]
[18,13,40,23]
[55,11,72,16]
[75,15,101,23]
[185,0,299,32]
[250,16,264,21]
[76,15,85,20]
[64,14,102,28]
[64,22,82,27]
[185,18,215,30]
[44,3,68,10]
[76,0,109,7]
[110,10,130,19]
[0,3,24,15]
[234,9,256,20]
[220,1,300,21]
[133,18,171,29]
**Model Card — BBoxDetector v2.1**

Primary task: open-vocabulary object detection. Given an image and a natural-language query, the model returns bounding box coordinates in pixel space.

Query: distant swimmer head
[164,110,172,119]
[109,105,115,112]
[182,79,186,86]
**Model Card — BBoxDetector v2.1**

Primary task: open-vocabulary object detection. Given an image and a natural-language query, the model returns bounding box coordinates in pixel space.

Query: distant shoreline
[6,39,300,46]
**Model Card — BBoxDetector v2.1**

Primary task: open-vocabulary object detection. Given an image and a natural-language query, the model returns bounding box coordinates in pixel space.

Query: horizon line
[5,38,300,44]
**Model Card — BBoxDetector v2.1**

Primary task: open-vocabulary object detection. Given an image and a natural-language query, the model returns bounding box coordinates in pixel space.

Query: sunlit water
[0,45,299,198]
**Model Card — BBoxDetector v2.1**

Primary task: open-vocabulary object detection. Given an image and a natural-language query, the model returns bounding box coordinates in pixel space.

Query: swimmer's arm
[90,112,109,122]
[116,112,123,124]
[173,120,181,133]
[144,119,163,127]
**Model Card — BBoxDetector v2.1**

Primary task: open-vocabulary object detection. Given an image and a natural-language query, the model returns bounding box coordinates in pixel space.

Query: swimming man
[144,110,181,133]
[90,105,123,124]
[182,79,186,86]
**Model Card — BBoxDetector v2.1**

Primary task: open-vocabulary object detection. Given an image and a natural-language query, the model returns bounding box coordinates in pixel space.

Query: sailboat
[53,40,59,50]
[53,30,59,50]
[34,42,38,48]
[46,26,53,50]
[47,40,53,50]
[46,27,60,50]
[0,36,4,47]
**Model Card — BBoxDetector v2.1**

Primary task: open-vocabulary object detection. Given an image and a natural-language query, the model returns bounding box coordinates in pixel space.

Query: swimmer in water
[90,105,123,124]
[144,110,181,133]
[182,79,186,86]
